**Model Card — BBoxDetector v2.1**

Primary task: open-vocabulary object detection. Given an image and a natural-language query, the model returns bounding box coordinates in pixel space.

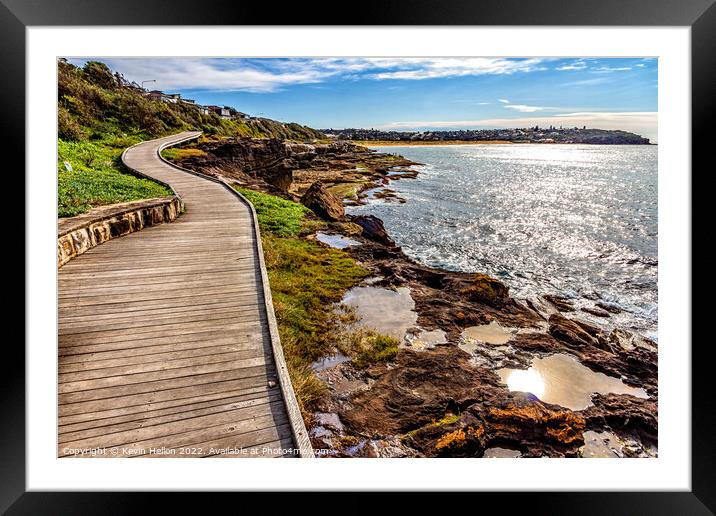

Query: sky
[68,57,658,141]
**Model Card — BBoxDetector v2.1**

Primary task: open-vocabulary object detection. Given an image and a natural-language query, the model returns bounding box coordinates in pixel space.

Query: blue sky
[68,57,658,141]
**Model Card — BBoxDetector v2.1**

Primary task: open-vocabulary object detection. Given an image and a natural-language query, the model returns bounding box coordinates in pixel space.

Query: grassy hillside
[57,59,323,216]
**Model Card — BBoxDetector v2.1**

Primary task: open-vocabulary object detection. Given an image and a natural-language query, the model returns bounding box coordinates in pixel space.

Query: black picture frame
[5,0,712,512]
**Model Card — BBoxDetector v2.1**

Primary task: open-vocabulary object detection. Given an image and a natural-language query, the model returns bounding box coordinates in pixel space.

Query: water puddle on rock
[406,329,447,351]
[497,353,649,411]
[580,430,623,458]
[342,285,417,342]
[483,447,522,458]
[462,321,512,345]
[316,232,362,249]
[312,353,351,372]
[459,320,513,354]
[580,430,656,458]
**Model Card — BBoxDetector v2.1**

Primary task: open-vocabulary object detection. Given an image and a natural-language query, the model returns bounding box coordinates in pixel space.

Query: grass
[334,322,399,369]
[234,187,401,413]
[58,137,173,217]
[160,147,207,161]
[350,333,399,369]
[235,187,311,237]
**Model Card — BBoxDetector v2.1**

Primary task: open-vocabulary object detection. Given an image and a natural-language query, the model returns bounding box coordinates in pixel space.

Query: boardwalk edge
[156,134,315,458]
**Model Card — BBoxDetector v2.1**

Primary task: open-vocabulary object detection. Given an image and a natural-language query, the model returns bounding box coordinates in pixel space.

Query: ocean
[348,144,658,340]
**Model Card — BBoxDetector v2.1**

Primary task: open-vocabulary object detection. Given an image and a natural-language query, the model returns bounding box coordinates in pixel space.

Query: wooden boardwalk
[58,132,312,458]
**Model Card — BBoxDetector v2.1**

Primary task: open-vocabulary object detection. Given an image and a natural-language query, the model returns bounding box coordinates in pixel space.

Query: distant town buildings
[321,127,650,145]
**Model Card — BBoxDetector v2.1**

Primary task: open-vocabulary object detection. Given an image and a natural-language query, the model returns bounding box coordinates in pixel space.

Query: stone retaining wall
[57,196,184,268]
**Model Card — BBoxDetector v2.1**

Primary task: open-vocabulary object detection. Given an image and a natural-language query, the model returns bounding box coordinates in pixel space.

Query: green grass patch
[235,187,311,237]
[160,147,206,161]
[234,187,372,411]
[58,137,172,217]
[350,332,399,369]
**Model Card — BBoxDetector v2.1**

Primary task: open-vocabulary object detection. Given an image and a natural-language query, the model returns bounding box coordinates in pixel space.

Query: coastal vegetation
[234,187,397,412]
[57,59,322,217]
[159,147,207,161]
[58,137,172,217]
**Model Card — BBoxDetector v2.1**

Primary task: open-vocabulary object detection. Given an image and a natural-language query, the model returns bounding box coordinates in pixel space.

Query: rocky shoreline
[170,137,658,458]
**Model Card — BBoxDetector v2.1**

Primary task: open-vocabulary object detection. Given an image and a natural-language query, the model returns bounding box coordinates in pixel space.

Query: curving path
[57,132,312,458]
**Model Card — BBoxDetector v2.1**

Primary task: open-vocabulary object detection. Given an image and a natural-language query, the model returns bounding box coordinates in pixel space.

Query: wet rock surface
[309,217,657,457]
[582,393,658,448]
[351,215,396,246]
[307,233,658,457]
[176,138,658,458]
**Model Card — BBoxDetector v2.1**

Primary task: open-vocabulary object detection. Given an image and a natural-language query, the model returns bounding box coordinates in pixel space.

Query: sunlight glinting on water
[349,144,658,339]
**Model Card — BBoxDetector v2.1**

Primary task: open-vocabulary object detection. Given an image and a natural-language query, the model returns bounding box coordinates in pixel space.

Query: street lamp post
[141,79,156,91]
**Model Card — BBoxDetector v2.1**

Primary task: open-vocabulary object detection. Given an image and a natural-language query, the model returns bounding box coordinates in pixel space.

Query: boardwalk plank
[57,132,305,458]
[60,389,282,434]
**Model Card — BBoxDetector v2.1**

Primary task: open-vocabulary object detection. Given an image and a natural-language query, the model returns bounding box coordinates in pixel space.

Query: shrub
[83,61,118,90]
[58,106,85,141]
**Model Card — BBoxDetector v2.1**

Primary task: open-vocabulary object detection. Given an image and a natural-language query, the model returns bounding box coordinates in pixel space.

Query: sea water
[348,144,657,339]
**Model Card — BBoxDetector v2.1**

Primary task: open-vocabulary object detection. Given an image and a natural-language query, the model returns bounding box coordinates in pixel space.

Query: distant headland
[322,127,651,145]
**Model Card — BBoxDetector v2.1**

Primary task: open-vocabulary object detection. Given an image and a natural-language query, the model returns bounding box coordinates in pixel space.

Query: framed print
[6,0,713,512]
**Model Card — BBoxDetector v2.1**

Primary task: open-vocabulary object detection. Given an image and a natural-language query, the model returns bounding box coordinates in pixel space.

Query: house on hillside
[178,98,210,115]
[145,90,165,101]
[164,93,181,103]
[144,90,180,103]
[207,105,231,118]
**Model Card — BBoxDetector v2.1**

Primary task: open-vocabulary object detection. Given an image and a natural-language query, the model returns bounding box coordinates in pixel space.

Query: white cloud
[635,63,646,68]
[563,77,611,87]
[556,60,588,71]
[376,112,658,142]
[365,58,548,80]
[70,58,331,93]
[71,57,552,92]
[593,66,632,73]
[504,104,543,112]
[498,98,510,103]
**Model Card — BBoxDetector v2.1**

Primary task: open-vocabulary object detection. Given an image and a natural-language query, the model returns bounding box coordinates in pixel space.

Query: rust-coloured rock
[405,393,587,458]
[338,347,499,436]
[582,393,657,447]
[581,306,611,318]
